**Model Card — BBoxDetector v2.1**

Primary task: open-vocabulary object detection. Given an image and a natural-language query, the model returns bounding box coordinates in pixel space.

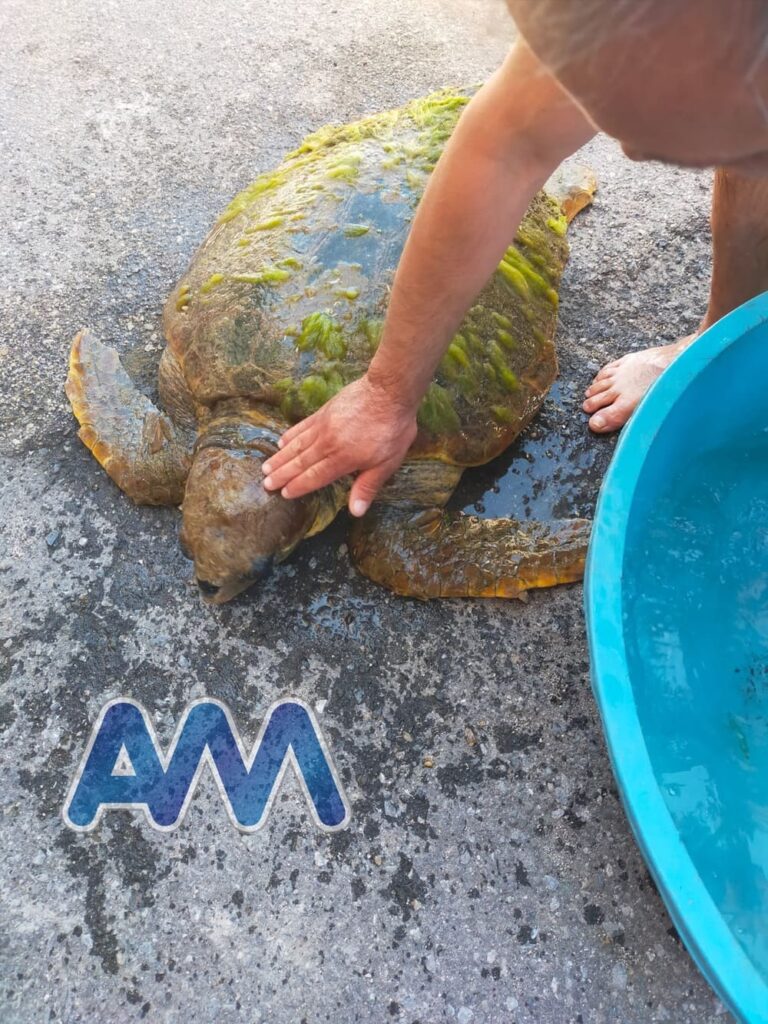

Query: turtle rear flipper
[348,507,590,599]
[545,164,597,223]
[66,330,193,506]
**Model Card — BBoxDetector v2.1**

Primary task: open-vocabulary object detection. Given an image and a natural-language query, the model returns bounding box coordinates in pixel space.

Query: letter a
[63,701,166,830]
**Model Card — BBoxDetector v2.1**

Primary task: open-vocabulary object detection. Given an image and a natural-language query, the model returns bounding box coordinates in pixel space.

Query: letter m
[63,698,350,832]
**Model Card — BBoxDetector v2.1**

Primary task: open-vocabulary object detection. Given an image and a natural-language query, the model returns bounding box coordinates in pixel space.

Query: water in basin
[624,425,768,979]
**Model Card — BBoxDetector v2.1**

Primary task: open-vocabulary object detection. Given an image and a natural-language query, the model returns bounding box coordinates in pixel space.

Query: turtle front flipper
[66,330,193,506]
[348,506,590,599]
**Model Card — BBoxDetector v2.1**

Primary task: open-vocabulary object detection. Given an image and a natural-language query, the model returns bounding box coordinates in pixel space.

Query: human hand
[262,374,418,516]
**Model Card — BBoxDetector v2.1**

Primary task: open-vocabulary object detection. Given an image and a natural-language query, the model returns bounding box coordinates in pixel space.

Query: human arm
[262,38,596,514]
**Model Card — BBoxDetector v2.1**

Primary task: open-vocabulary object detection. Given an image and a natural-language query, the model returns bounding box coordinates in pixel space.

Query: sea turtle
[66,88,595,605]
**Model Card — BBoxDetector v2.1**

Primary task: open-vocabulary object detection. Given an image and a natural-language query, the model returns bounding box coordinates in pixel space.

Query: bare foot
[582,334,696,433]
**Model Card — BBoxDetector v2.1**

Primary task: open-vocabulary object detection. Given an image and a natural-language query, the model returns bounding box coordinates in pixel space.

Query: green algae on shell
[360,318,384,351]
[200,273,225,294]
[546,211,568,237]
[497,261,530,297]
[298,374,339,412]
[175,283,191,311]
[296,312,347,360]
[247,216,285,232]
[217,175,282,224]
[418,382,461,434]
[274,364,348,417]
[498,245,559,307]
[447,340,470,368]
[326,153,362,181]
[491,404,517,424]
[232,267,292,286]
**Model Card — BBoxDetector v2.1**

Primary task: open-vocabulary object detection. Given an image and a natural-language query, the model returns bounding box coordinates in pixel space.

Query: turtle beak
[250,554,275,580]
[196,578,221,599]
[196,555,275,604]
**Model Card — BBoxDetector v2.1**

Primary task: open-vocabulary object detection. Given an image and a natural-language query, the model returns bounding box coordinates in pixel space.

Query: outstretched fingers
[260,374,418,505]
[276,413,317,450]
[262,427,319,489]
[279,457,342,499]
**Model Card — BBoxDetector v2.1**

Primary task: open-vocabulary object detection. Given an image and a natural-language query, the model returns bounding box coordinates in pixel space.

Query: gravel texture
[0,0,731,1021]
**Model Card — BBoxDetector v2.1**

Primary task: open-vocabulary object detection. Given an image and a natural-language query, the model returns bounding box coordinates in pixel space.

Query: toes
[586,362,619,391]
[582,389,617,413]
[589,398,635,434]
[584,377,614,398]
[599,358,623,375]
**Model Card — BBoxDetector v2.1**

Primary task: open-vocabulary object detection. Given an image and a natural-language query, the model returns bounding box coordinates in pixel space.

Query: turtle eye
[196,579,220,597]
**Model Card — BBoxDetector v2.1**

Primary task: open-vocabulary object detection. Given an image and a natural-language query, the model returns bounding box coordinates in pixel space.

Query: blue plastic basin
[586,292,768,1024]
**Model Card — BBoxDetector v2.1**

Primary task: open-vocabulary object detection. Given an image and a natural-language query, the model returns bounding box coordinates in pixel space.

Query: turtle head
[180,423,320,604]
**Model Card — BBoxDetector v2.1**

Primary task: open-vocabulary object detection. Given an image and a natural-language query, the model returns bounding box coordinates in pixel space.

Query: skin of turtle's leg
[348,505,591,599]
[158,347,198,432]
[65,330,194,505]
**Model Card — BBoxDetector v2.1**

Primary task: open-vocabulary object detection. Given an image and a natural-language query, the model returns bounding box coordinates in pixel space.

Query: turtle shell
[163,89,570,466]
